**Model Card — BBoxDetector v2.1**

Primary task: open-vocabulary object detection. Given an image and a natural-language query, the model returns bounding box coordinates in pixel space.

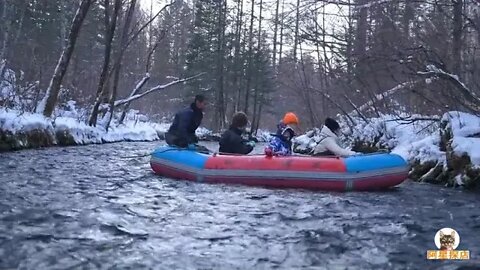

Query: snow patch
[454,174,464,186]
[0,108,52,133]
[442,111,480,137]
[54,117,103,144]
[391,134,445,164]
[442,111,480,166]
[255,129,273,142]
[343,114,438,150]
[451,137,480,166]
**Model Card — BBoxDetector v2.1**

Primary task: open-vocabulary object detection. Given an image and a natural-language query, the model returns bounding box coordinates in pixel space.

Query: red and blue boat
[150,146,409,191]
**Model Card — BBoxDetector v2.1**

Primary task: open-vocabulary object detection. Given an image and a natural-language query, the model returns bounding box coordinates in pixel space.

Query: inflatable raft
[150,146,409,191]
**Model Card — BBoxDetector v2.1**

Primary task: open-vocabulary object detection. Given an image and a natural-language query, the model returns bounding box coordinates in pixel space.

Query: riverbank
[293,112,480,190]
[0,108,273,152]
[0,108,217,152]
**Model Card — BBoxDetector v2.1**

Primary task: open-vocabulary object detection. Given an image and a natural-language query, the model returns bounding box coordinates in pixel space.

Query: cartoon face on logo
[434,228,460,250]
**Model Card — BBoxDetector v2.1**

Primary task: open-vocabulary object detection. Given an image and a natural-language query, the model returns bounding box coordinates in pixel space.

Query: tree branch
[342,93,369,123]
[349,79,422,117]
[417,65,480,113]
[113,73,205,107]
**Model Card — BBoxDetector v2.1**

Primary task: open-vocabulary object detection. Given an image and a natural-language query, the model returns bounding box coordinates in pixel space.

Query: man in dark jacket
[166,95,206,148]
[219,112,255,155]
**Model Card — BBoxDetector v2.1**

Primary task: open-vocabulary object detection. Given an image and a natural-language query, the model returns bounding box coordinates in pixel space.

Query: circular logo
[434,228,460,250]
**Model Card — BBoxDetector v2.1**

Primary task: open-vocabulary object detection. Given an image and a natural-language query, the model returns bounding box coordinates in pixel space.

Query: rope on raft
[120,146,391,159]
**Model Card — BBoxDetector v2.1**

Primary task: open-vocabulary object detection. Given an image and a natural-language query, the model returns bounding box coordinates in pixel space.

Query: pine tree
[185,0,228,130]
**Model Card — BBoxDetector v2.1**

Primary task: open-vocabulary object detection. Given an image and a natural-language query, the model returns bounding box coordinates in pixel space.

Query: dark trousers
[165,132,188,148]
[313,150,335,157]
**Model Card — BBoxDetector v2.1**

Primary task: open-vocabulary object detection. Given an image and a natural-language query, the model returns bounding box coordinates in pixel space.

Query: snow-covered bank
[293,112,480,189]
[0,108,215,151]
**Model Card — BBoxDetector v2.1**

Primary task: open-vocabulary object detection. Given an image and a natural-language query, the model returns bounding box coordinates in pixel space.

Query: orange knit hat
[283,112,299,125]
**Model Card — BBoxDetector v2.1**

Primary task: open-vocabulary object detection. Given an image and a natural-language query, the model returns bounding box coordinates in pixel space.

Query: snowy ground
[0,107,218,150]
[443,111,480,166]
[294,113,480,167]
[0,106,273,151]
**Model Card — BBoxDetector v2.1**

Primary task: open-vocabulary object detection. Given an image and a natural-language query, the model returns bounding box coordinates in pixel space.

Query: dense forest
[1,0,480,132]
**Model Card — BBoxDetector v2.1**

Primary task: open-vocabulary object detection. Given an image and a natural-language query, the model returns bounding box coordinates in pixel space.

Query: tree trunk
[299,47,316,127]
[0,0,10,61]
[476,10,480,45]
[293,0,300,62]
[257,0,263,47]
[403,0,414,38]
[89,0,122,126]
[244,0,255,114]
[272,0,280,70]
[353,0,368,60]
[315,2,327,115]
[253,100,263,135]
[11,1,28,49]
[278,0,285,66]
[233,0,244,113]
[105,0,137,130]
[251,0,263,132]
[345,0,354,77]
[215,0,226,131]
[321,5,332,79]
[452,0,463,73]
[37,0,94,117]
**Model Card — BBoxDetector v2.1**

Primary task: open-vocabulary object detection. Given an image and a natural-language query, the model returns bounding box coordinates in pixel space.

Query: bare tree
[105,0,138,130]
[244,0,255,114]
[293,0,301,62]
[88,0,122,126]
[279,0,285,65]
[251,0,263,132]
[214,0,227,130]
[452,0,463,73]
[36,0,95,117]
[272,0,281,70]
[0,0,10,61]
[353,0,368,60]
[233,0,244,113]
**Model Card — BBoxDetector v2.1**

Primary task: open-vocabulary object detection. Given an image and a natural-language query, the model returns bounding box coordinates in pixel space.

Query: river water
[0,141,479,269]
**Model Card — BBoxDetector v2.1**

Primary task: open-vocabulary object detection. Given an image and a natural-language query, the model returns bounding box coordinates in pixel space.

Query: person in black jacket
[165,95,206,148]
[219,112,255,155]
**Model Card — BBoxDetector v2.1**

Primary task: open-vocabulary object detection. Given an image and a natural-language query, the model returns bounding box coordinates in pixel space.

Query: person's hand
[246,141,256,148]
[265,147,273,157]
[187,144,197,150]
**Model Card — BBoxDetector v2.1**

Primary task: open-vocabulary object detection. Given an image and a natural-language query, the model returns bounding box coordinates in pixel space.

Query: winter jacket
[266,136,292,156]
[219,127,254,155]
[265,125,294,156]
[166,103,203,147]
[313,126,356,157]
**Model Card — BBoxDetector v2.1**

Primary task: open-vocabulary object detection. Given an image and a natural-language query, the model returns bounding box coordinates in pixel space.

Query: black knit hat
[195,94,206,102]
[231,112,248,128]
[324,117,340,132]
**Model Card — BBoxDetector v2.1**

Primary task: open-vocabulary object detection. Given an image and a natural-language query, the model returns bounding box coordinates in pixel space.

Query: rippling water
[0,142,479,269]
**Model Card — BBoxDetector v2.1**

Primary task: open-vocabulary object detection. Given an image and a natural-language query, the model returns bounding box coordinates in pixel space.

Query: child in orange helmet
[276,112,299,133]
[265,112,299,156]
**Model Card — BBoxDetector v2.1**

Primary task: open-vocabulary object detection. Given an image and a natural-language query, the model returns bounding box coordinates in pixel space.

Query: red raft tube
[150,146,409,191]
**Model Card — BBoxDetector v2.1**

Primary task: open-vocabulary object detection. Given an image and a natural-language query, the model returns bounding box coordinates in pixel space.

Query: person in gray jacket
[313,118,358,157]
